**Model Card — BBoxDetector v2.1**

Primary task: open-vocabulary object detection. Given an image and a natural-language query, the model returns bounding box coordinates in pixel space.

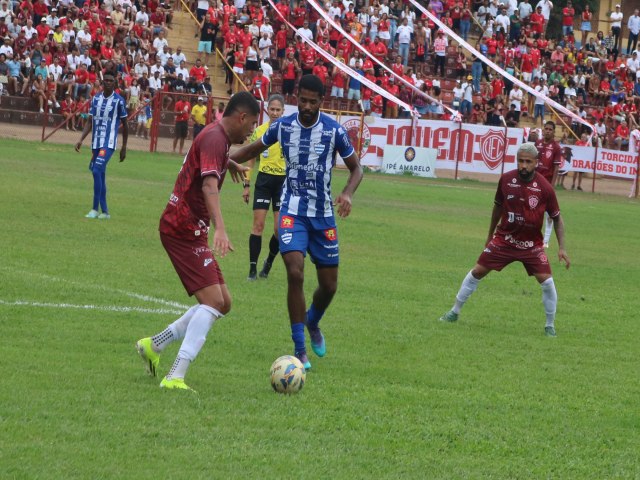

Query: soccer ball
[270,355,306,394]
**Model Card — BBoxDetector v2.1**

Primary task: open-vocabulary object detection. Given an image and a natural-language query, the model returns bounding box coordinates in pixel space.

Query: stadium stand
[0,0,638,149]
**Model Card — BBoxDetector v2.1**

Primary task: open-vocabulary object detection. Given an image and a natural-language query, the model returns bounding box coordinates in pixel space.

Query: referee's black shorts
[253,171,285,211]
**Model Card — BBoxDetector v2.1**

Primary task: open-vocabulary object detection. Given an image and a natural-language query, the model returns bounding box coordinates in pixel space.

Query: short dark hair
[223,91,260,117]
[544,120,556,130]
[298,74,325,97]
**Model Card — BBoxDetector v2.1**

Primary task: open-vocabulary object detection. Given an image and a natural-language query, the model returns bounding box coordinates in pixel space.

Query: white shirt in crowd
[518,1,533,20]
[260,23,273,38]
[149,75,162,90]
[509,86,523,111]
[534,84,549,105]
[495,13,510,33]
[0,44,14,57]
[328,5,341,19]
[22,25,37,40]
[452,84,464,100]
[150,64,165,76]
[135,10,149,26]
[610,10,623,28]
[535,0,552,20]
[48,63,62,81]
[153,37,169,52]
[260,59,273,79]
[628,13,640,35]
[463,82,473,102]
[296,26,313,41]
[76,29,91,45]
[172,51,187,65]
[397,24,411,44]
[258,37,272,59]
[134,62,149,76]
[62,28,75,44]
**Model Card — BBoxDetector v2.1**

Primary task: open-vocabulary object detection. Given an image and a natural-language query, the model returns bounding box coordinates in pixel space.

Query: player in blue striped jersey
[231,75,363,370]
[75,71,129,220]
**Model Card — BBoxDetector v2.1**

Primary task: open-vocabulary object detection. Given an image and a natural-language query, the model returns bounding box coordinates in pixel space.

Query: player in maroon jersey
[535,121,563,247]
[135,92,260,391]
[439,143,570,337]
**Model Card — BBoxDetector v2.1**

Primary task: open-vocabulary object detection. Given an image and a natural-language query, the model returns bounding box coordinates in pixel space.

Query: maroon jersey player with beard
[439,142,570,337]
[135,92,259,392]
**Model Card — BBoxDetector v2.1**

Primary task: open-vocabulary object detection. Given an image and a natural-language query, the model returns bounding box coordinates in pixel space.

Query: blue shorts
[89,148,114,173]
[198,41,212,54]
[278,213,339,267]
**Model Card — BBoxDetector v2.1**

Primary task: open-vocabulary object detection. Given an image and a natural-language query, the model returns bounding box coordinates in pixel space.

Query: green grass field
[1,138,639,479]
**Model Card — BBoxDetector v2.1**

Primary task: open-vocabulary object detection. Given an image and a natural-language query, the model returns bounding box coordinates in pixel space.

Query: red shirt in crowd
[174,99,191,122]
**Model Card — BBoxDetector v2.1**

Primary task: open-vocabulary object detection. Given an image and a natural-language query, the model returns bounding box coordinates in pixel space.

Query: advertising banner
[381,146,437,177]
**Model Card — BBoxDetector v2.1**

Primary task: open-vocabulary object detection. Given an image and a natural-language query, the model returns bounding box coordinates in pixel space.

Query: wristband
[243,181,250,188]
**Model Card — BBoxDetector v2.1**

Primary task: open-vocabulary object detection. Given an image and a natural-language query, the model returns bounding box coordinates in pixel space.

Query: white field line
[0,267,190,310]
[0,299,184,315]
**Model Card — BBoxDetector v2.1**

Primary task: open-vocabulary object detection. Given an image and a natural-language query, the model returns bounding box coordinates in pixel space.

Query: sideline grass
[1,139,639,479]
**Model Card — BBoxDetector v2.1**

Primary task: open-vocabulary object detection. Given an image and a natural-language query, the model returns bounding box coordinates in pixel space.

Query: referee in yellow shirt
[191,96,208,139]
[243,94,286,280]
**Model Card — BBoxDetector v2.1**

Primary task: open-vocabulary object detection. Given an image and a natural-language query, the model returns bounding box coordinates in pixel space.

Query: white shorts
[233,66,244,74]
[347,88,361,100]
[522,71,532,82]
[378,31,390,40]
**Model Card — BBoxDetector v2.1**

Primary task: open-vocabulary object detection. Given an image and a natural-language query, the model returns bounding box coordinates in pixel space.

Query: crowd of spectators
[0,0,639,149]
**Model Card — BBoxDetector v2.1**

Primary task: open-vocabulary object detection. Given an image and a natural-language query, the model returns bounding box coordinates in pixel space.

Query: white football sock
[180,304,222,356]
[452,271,480,314]
[151,305,199,352]
[166,356,191,380]
[543,213,553,245]
[166,305,223,380]
[540,277,557,328]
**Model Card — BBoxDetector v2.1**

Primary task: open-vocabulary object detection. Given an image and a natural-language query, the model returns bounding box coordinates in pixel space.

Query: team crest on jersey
[324,228,337,241]
[281,232,292,244]
[280,215,294,229]
[314,143,325,155]
[528,196,539,209]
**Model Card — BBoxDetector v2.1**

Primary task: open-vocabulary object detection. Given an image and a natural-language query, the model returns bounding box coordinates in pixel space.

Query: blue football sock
[291,323,306,353]
[306,303,325,330]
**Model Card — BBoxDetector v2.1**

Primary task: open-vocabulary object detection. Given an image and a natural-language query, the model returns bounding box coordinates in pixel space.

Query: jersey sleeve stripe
[201,168,222,179]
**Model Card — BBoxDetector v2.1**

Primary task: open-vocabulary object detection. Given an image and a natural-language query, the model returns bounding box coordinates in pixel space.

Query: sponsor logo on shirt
[204,258,212,267]
[504,234,534,249]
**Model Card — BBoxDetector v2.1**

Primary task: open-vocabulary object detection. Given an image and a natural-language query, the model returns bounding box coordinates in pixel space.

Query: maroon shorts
[160,232,225,295]
[477,240,552,276]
